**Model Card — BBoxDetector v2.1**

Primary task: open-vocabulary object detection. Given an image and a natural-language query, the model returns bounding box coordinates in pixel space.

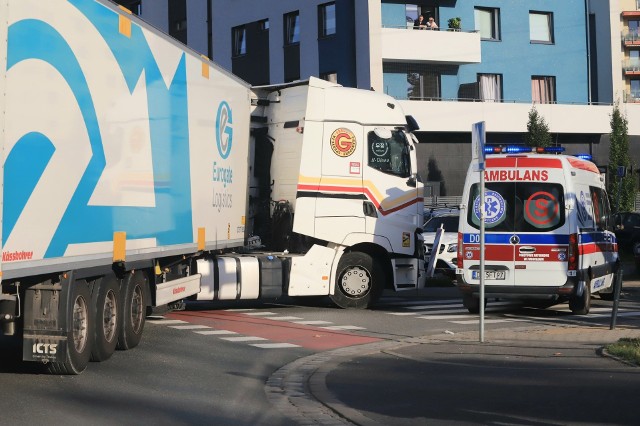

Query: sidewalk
[311,263,640,425]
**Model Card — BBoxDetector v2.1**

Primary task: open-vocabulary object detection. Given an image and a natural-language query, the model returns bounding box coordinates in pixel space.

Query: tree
[608,102,636,213]
[524,106,552,148]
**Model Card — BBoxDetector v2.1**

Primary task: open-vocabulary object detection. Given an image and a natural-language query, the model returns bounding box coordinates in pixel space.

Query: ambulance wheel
[463,293,485,314]
[48,280,94,375]
[569,285,591,315]
[117,271,147,350]
[330,252,382,309]
[91,275,121,361]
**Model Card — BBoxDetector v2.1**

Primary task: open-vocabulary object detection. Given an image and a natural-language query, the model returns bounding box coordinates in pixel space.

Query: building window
[530,12,554,43]
[284,11,300,45]
[532,76,556,104]
[259,19,269,31]
[320,72,338,83]
[114,0,141,15]
[630,80,640,102]
[319,2,336,37]
[232,26,246,56]
[168,0,187,44]
[405,4,437,29]
[474,7,500,40]
[382,63,440,100]
[478,74,502,102]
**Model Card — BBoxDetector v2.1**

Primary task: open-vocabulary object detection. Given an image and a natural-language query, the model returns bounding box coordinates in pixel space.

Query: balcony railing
[624,90,640,103]
[623,59,640,74]
[622,31,640,45]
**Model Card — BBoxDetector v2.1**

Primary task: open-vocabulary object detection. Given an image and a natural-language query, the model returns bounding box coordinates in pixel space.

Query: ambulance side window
[590,186,611,231]
[367,130,411,178]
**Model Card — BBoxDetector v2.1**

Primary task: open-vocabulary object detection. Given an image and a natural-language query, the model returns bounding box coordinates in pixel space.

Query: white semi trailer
[0,0,425,374]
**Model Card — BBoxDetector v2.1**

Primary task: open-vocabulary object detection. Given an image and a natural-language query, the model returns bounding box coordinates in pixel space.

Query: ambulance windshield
[467,182,565,232]
[367,130,411,178]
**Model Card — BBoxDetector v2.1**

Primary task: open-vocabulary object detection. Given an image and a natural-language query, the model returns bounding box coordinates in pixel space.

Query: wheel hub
[339,266,371,298]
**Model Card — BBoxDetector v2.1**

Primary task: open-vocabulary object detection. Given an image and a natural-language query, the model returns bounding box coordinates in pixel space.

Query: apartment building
[115,0,639,197]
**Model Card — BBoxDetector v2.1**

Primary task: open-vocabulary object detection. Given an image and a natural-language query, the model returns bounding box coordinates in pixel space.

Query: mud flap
[21,274,74,363]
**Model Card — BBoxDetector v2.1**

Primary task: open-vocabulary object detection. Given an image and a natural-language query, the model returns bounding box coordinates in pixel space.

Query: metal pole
[610,268,623,330]
[479,167,485,342]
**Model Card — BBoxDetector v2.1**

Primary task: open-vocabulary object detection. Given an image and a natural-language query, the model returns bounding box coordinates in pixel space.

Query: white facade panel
[380,28,481,64]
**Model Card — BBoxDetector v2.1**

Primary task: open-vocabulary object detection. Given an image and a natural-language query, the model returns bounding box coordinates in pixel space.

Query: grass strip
[605,338,640,366]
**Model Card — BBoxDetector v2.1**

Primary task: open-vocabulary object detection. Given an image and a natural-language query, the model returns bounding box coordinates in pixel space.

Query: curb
[598,346,640,368]
[265,340,411,426]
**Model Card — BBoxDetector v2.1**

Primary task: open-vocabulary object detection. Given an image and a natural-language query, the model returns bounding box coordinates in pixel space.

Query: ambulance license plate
[472,270,506,280]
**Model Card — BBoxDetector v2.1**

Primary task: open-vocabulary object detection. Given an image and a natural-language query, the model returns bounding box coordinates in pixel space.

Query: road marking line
[148,319,188,325]
[194,330,239,335]
[220,336,268,342]
[250,343,301,349]
[384,299,461,306]
[244,312,277,316]
[169,324,211,330]
[416,314,476,320]
[320,325,367,331]
[293,320,334,325]
[406,303,463,310]
[449,319,527,325]
[267,316,304,321]
[224,309,255,312]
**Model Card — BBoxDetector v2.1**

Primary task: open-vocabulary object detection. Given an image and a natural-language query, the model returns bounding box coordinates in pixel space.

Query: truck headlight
[447,244,457,253]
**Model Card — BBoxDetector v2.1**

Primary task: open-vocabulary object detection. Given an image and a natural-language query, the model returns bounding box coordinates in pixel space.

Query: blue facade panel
[382,0,589,104]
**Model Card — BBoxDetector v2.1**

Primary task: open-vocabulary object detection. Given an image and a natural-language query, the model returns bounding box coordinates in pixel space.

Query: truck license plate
[472,270,506,280]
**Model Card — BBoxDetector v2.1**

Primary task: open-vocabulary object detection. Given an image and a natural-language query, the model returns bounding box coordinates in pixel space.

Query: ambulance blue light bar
[574,153,593,161]
[483,145,566,154]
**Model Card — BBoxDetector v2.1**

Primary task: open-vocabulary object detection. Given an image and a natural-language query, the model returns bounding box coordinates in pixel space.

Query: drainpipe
[585,0,592,104]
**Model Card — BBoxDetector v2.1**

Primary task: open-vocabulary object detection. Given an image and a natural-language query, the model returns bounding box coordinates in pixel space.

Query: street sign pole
[472,122,486,343]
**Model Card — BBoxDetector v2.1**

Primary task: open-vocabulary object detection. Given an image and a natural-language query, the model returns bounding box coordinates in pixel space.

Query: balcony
[622,30,640,46]
[623,59,640,75]
[624,90,640,103]
[380,27,481,64]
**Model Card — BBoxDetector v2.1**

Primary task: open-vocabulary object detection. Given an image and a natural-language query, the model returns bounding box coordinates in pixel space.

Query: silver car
[422,211,460,278]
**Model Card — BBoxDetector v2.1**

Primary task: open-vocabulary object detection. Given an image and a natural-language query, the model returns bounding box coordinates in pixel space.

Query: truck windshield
[466,182,565,232]
[367,130,411,178]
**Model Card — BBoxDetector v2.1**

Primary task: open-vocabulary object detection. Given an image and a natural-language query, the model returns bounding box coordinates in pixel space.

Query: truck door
[316,125,366,238]
[361,128,421,254]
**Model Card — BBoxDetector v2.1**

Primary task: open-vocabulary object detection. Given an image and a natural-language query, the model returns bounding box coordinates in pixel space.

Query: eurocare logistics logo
[213,101,234,212]
[216,101,233,159]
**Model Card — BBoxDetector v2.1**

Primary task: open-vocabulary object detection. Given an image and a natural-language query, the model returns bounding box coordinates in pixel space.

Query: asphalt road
[0,283,638,425]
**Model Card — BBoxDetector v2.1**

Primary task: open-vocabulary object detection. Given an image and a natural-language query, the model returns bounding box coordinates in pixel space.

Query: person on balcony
[426,16,439,30]
[413,15,427,30]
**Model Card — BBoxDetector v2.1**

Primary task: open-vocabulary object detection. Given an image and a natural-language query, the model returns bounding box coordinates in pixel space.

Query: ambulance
[456,147,619,315]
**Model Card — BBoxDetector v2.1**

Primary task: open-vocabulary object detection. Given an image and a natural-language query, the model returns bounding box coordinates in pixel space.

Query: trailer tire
[48,280,93,375]
[117,271,147,350]
[330,252,382,309]
[91,275,121,361]
[569,283,591,315]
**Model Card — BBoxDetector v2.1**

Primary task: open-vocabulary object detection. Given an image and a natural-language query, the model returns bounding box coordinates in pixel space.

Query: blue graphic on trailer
[4,1,194,257]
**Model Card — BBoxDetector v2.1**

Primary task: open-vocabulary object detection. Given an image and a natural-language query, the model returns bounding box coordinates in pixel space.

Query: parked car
[612,211,640,273]
[422,210,459,278]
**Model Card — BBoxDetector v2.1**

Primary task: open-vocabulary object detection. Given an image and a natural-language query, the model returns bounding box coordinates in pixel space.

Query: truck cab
[249,78,425,308]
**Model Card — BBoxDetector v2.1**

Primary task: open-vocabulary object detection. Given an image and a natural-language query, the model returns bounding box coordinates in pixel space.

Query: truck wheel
[48,280,94,375]
[569,283,591,315]
[330,252,382,309]
[117,271,147,350]
[91,275,121,361]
